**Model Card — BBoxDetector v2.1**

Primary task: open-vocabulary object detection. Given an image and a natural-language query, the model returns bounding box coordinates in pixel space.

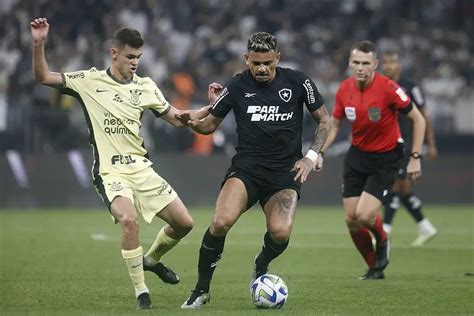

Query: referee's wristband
[305,149,318,169]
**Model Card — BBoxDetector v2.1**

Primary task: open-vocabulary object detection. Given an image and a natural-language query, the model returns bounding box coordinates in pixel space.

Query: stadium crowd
[0,0,472,153]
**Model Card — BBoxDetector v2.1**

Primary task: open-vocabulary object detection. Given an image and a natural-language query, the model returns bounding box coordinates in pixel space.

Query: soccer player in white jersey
[31,17,209,310]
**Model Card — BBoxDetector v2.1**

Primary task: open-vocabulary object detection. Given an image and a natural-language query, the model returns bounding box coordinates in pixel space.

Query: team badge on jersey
[278,88,292,103]
[368,107,381,122]
[345,107,356,121]
[129,89,142,105]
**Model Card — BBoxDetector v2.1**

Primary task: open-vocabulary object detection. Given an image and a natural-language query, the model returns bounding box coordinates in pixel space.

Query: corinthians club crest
[129,89,142,105]
[278,88,292,103]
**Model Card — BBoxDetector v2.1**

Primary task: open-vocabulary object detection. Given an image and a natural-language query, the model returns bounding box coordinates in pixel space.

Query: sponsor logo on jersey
[303,79,316,104]
[103,112,135,135]
[368,107,381,122]
[111,154,137,165]
[345,107,356,121]
[278,88,292,103]
[113,94,123,103]
[96,88,108,93]
[66,72,85,80]
[247,105,293,122]
[244,92,257,98]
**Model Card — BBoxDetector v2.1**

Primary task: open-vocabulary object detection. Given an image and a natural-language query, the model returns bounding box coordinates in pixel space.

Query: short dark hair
[247,32,277,53]
[113,28,144,48]
[351,40,377,57]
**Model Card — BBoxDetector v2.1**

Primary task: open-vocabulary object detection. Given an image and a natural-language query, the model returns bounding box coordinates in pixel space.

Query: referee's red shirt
[333,72,411,152]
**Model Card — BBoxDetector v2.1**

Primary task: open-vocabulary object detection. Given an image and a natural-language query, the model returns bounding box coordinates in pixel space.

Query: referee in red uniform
[317,41,426,279]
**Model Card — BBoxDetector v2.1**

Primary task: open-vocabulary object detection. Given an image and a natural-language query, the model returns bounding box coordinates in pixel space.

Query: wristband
[305,149,318,169]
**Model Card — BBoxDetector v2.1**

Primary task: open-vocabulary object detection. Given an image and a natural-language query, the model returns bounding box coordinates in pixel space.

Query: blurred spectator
[2,0,473,153]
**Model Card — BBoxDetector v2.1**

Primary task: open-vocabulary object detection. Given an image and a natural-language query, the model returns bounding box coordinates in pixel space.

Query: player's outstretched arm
[406,105,426,181]
[165,105,211,127]
[419,107,438,160]
[31,18,62,87]
[292,105,332,183]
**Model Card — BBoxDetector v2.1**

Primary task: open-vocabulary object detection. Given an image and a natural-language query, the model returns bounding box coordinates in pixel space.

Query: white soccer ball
[250,274,288,309]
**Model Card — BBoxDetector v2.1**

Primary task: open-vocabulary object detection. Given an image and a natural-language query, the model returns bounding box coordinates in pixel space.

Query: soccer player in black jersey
[381,51,438,246]
[178,32,331,308]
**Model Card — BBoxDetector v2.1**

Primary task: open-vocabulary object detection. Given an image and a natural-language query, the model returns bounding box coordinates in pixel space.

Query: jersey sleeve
[387,80,412,113]
[148,81,171,118]
[332,87,345,119]
[409,84,425,108]
[300,74,324,112]
[208,77,237,118]
[61,68,95,94]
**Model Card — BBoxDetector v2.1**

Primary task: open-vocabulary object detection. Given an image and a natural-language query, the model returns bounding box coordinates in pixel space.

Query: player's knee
[180,216,194,235]
[358,213,375,226]
[211,217,232,235]
[269,227,291,242]
[345,217,359,230]
[119,215,139,233]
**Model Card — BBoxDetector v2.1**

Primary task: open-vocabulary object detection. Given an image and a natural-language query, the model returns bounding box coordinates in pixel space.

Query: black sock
[400,193,424,222]
[256,231,289,267]
[196,228,226,292]
[383,192,399,225]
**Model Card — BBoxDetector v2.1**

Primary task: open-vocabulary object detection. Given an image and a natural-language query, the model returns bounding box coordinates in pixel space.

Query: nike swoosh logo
[132,263,142,268]
[96,88,108,93]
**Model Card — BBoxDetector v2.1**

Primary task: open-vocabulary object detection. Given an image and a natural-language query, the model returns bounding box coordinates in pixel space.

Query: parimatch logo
[247,105,293,122]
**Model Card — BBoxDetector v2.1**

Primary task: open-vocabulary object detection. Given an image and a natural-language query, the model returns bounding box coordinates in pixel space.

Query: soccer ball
[250,274,288,309]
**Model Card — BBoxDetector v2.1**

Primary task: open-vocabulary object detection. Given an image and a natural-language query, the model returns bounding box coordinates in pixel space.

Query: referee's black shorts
[342,144,405,202]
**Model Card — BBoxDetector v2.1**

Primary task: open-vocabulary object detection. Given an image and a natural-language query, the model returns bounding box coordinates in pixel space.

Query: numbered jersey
[61,68,170,175]
[333,72,412,152]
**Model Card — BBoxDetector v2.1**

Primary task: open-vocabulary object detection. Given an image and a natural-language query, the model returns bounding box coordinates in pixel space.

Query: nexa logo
[247,105,293,122]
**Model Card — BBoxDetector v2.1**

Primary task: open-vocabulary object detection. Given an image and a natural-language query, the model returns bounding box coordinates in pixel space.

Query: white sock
[418,218,436,232]
[383,223,392,234]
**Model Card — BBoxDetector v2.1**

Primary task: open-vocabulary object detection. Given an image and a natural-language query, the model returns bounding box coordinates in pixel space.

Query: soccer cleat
[252,253,269,281]
[411,227,438,247]
[359,269,385,280]
[143,260,180,284]
[136,292,152,310]
[374,239,390,271]
[181,289,210,309]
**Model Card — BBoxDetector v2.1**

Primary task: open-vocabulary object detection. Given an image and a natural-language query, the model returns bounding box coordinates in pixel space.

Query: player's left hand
[291,158,314,183]
[208,82,224,104]
[407,158,422,182]
[427,145,438,160]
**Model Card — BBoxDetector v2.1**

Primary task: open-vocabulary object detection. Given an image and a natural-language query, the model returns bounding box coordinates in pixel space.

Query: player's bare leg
[182,178,247,309]
[111,196,151,309]
[253,189,297,280]
[144,196,193,284]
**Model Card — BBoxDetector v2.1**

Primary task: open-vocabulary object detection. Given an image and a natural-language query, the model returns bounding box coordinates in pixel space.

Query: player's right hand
[315,155,324,171]
[30,18,49,42]
[175,111,192,126]
[208,82,224,104]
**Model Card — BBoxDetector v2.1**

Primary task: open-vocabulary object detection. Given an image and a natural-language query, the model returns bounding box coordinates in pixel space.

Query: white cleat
[411,227,438,247]
[181,290,210,309]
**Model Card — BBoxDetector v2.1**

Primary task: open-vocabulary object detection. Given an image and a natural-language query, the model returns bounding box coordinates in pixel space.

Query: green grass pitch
[1,205,473,315]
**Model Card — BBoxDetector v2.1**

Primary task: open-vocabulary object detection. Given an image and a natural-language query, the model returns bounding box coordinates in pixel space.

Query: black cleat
[136,292,152,310]
[359,269,385,280]
[181,289,210,309]
[143,260,180,284]
[375,239,390,271]
[252,253,269,281]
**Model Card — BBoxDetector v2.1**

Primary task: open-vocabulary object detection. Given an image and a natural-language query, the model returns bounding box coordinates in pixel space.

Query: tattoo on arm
[309,105,331,152]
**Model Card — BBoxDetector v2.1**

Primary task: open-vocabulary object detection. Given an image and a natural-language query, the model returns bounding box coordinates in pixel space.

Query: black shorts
[221,166,301,210]
[342,144,405,202]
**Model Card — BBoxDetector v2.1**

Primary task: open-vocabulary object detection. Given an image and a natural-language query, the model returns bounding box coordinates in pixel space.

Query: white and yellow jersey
[61,67,170,175]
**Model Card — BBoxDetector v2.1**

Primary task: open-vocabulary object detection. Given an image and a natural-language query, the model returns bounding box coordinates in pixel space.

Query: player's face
[111,44,142,80]
[245,50,280,83]
[381,54,401,81]
[349,49,378,87]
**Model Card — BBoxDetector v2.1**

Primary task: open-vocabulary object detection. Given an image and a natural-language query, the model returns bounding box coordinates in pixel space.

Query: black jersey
[209,67,324,175]
[397,77,425,147]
